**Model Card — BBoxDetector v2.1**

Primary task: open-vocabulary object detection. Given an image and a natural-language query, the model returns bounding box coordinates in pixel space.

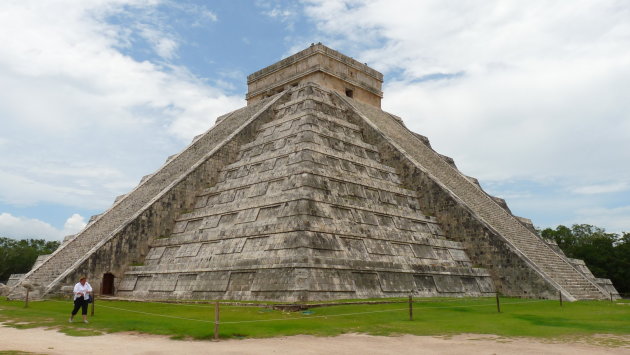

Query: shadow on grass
[512,314,573,328]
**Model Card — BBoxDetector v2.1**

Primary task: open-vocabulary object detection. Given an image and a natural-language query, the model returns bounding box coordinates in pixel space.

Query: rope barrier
[50,299,411,324]
[97,303,215,324]
[150,301,263,309]
[416,299,549,309]
[102,296,502,310]
[98,298,278,309]
[49,300,217,324]
[46,297,551,326]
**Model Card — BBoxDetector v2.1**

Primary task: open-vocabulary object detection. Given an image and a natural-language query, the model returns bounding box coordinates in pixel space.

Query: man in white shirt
[69,276,92,323]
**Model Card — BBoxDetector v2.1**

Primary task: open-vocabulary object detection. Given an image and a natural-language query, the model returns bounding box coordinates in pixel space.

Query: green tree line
[541,224,630,295]
[0,237,60,283]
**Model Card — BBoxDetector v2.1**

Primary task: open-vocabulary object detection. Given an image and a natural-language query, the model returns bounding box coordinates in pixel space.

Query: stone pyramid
[9,44,618,302]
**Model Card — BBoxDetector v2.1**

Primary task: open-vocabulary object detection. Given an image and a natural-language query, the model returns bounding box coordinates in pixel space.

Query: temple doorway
[102,273,115,295]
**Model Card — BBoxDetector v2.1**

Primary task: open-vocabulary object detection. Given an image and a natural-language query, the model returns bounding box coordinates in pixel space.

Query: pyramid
[9,44,618,302]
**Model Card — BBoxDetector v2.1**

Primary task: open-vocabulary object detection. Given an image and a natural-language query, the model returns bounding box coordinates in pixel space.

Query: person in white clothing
[69,276,92,323]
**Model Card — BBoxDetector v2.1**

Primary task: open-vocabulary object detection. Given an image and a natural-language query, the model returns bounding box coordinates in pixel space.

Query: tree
[0,237,60,283]
[612,232,630,294]
[542,225,575,251]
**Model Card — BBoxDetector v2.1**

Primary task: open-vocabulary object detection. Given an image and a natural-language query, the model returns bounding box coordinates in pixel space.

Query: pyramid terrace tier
[171,189,438,236]
[215,144,404,191]
[117,267,493,301]
[248,108,366,150]
[256,109,361,141]
[239,115,375,161]
[127,236,476,273]
[205,158,412,202]
[159,218,452,247]
[227,111,393,175]
[216,139,400,182]
[123,263,482,279]
[228,132,390,179]
[277,85,345,115]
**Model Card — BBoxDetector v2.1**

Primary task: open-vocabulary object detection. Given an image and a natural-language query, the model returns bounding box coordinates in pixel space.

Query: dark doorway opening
[345,89,354,98]
[102,273,115,295]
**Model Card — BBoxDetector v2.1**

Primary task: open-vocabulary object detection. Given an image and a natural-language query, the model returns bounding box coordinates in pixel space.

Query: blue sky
[1,0,629,240]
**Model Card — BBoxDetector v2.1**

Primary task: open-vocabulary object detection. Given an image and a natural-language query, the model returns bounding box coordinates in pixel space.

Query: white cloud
[572,182,629,195]
[572,206,630,234]
[172,3,218,25]
[138,25,180,60]
[63,213,87,235]
[0,170,95,208]
[260,2,301,30]
[200,9,218,23]
[0,1,243,211]
[302,0,630,231]
[265,8,294,20]
[0,212,85,241]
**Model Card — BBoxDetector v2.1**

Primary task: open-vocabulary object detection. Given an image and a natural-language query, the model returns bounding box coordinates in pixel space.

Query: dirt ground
[0,325,629,355]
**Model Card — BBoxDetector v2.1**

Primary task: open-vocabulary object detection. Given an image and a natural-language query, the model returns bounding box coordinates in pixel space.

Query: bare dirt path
[0,325,629,355]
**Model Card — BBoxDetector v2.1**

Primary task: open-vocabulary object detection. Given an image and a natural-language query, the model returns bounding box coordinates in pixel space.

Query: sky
[0,0,629,241]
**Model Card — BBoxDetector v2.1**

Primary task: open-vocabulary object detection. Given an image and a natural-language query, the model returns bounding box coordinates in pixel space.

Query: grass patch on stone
[0,297,629,342]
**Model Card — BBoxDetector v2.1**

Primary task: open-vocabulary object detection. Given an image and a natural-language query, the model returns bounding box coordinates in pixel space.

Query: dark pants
[71,296,88,316]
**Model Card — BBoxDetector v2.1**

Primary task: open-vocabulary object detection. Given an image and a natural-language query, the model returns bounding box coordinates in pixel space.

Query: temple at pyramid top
[246,43,384,108]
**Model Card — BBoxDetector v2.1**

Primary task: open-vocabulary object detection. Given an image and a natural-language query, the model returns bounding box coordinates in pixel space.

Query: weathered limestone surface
[6,274,25,287]
[10,44,617,302]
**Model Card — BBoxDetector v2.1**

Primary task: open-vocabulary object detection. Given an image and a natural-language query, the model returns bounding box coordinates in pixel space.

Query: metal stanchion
[559,291,563,307]
[214,301,220,341]
[91,295,95,316]
[496,292,501,313]
[408,294,413,321]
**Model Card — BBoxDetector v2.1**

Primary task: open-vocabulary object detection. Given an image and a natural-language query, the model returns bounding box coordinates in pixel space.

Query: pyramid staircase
[345,98,610,300]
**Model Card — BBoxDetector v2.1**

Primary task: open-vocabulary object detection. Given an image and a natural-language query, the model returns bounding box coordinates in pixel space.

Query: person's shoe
[83,319,89,324]
[68,318,73,323]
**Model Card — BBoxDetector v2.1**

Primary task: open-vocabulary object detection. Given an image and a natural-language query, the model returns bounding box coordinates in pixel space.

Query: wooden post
[559,291,563,307]
[90,295,95,316]
[213,301,220,341]
[408,294,413,321]
[24,289,29,308]
[495,292,501,313]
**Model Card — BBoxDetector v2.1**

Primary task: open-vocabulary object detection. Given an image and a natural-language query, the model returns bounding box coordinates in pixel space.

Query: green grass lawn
[0,297,629,341]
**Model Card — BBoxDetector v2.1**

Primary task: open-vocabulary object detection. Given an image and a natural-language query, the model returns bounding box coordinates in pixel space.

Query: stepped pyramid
[9,44,618,301]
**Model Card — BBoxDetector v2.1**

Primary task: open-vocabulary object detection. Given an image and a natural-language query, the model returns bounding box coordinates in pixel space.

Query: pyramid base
[115,267,495,302]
